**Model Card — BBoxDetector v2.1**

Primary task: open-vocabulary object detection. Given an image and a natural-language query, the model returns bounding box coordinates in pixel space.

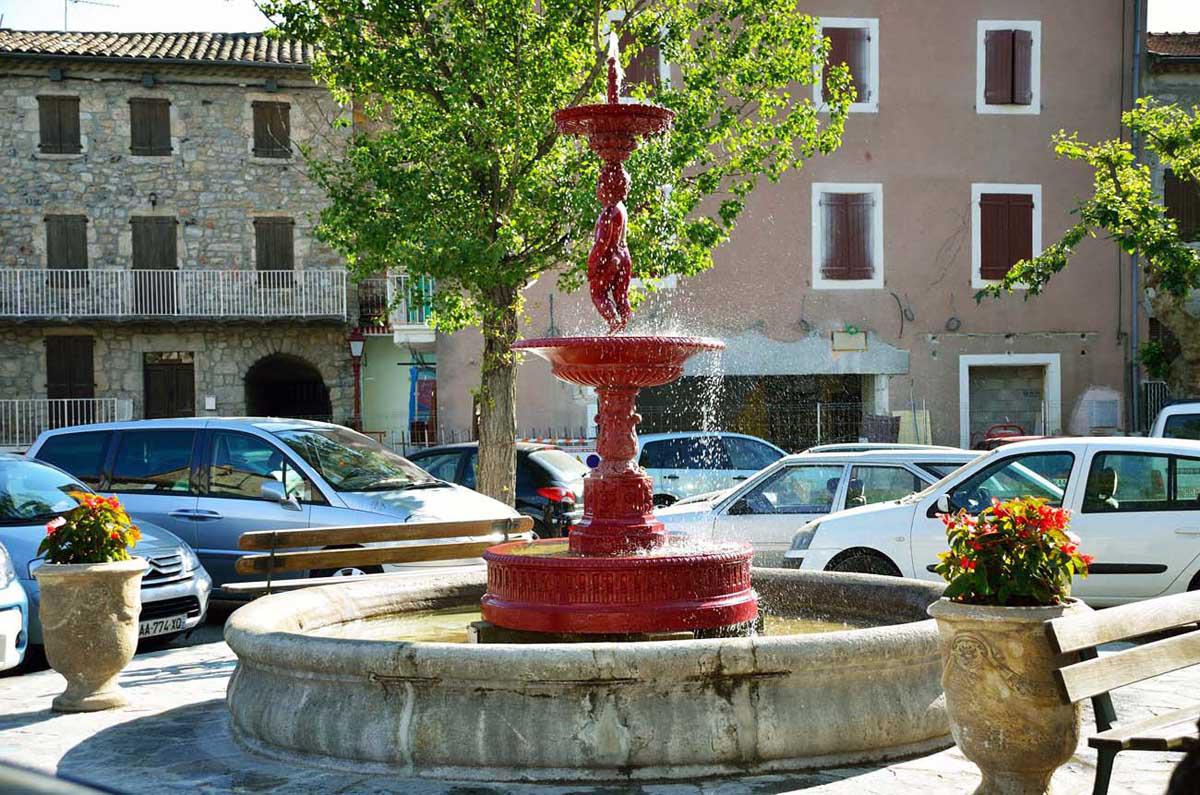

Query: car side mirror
[935,494,951,514]
[728,498,753,516]
[260,480,302,511]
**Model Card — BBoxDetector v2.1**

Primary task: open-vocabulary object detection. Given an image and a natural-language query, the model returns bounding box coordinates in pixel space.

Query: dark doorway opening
[244,354,332,421]
[144,352,195,419]
[638,374,863,453]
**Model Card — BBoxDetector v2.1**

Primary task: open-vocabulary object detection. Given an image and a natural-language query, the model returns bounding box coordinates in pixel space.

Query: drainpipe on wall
[1130,0,1146,431]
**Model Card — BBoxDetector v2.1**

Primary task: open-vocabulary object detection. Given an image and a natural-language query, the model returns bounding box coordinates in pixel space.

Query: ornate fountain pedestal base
[482,336,758,636]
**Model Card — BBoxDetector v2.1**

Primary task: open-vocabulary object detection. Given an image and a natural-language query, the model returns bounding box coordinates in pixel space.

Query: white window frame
[811,182,884,291]
[958,353,1062,449]
[813,17,879,114]
[971,183,1042,289]
[976,20,1041,115]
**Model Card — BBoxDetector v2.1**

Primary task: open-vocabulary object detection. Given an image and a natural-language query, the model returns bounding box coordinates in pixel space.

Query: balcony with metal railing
[0,269,348,321]
[0,398,133,449]
[355,273,435,344]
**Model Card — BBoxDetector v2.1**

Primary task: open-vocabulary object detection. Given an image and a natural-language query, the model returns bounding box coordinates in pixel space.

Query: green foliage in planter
[38,493,141,565]
[934,496,1091,607]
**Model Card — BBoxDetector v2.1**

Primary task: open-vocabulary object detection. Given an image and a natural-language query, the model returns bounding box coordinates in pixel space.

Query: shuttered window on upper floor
[979,193,1034,281]
[45,215,88,269]
[1164,169,1200,242]
[254,217,295,271]
[822,27,871,104]
[38,95,82,154]
[131,216,178,270]
[619,29,662,91]
[820,192,876,280]
[252,101,291,158]
[984,29,1033,106]
[129,98,172,156]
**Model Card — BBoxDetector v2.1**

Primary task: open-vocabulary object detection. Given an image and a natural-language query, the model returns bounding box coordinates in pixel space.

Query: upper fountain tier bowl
[513,336,723,389]
[554,102,674,139]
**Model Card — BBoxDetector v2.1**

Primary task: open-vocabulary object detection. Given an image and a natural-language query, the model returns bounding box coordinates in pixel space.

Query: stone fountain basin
[224,568,950,783]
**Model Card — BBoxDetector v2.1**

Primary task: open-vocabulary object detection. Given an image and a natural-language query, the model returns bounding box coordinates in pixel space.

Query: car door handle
[191,509,223,521]
[732,476,748,481]
[1176,528,1200,536]
[662,475,680,480]
[168,509,202,519]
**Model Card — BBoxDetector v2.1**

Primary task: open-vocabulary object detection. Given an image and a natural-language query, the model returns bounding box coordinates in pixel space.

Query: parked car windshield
[1163,413,1200,441]
[274,428,432,492]
[0,459,87,525]
[529,449,589,480]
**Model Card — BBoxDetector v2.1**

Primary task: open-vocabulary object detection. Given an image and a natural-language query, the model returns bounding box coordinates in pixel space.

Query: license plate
[138,614,186,638]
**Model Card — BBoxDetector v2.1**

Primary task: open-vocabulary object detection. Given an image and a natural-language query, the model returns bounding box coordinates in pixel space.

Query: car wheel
[826,548,902,577]
[1189,571,1200,592]
[653,494,677,508]
[312,564,384,578]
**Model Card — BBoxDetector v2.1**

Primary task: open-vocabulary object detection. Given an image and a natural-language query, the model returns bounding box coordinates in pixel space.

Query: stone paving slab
[0,627,1193,794]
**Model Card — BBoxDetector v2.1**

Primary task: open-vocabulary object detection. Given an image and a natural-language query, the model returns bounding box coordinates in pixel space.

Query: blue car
[0,540,28,671]
[0,455,212,647]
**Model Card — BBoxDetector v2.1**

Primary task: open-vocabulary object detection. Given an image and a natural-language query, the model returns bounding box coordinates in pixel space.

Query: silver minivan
[27,418,519,593]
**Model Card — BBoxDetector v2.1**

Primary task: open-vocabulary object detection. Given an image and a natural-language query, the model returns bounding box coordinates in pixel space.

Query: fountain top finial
[606,31,622,104]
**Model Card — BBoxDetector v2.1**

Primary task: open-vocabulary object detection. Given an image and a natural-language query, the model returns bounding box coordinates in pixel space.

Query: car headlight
[179,545,201,572]
[0,546,14,589]
[790,521,820,551]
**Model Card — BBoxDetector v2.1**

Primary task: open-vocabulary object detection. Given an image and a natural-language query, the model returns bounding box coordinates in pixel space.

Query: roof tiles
[0,29,312,67]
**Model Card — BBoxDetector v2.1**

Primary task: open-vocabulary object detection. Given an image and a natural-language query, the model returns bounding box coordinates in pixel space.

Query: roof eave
[0,51,312,71]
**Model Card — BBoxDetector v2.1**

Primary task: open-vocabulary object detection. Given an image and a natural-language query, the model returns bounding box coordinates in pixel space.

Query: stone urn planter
[35,559,146,712]
[928,597,1092,795]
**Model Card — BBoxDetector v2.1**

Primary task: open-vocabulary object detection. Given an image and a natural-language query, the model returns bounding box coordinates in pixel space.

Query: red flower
[959,556,976,571]
[110,531,120,541]
[1080,554,1094,567]
[46,516,66,535]
[1061,542,1078,556]
[969,540,982,551]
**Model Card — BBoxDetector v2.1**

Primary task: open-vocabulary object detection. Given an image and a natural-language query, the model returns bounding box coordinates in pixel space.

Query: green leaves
[265,0,851,327]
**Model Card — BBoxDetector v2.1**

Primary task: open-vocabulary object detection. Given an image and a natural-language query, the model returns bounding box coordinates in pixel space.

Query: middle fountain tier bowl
[481,334,759,638]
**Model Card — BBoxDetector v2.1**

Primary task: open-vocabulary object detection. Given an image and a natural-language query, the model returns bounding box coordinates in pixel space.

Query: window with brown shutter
[254,217,295,286]
[984,28,1033,106]
[45,215,87,269]
[37,96,82,154]
[979,193,1034,281]
[820,192,875,280]
[131,216,178,314]
[129,98,172,156]
[252,101,291,158]
[1164,169,1200,242]
[822,27,871,104]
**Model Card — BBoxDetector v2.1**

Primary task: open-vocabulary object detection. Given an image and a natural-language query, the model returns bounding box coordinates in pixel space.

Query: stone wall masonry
[0,67,347,272]
[0,323,351,420]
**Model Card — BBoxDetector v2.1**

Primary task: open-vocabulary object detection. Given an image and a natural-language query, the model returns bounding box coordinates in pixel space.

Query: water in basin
[312,605,873,644]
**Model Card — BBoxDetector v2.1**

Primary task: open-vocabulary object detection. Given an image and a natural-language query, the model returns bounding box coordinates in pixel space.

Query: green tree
[265,1,852,503]
[981,98,1200,395]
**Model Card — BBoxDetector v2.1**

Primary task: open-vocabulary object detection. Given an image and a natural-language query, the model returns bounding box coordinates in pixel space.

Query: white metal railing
[0,269,348,319]
[357,273,434,327]
[0,398,133,448]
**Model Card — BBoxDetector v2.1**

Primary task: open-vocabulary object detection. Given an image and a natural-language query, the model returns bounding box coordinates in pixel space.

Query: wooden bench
[1046,590,1200,795]
[223,515,534,597]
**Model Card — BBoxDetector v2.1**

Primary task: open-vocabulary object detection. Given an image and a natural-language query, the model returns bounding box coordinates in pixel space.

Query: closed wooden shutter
[131,217,177,269]
[984,30,1014,105]
[45,336,94,400]
[129,98,171,155]
[254,217,295,286]
[252,101,291,157]
[821,193,874,280]
[1164,169,1200,242]
[45,215,88,269]
[37,96,82,154]
[823,27,869,102]
[980,193,1033,280]
[1012,30,1033,105]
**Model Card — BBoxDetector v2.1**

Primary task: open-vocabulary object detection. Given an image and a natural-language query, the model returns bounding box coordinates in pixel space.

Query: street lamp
[348,327,365,430]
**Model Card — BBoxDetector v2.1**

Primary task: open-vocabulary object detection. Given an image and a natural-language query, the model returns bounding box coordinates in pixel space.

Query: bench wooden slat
[237,516,533,551]
[221,569,467,596]
[1088,704,1200,751]
[234,539,500,575]
[1046,590,1200,654]
[1056,630,1200,703]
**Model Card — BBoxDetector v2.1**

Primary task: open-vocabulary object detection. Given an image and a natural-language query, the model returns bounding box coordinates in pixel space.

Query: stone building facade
[0,32,360,444]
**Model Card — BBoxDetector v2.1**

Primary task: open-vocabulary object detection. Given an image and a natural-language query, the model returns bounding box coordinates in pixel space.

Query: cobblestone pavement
[0,614,1192,795]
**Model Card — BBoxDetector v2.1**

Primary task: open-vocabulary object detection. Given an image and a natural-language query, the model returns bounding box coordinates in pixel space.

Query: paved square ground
[0,614,1192,794]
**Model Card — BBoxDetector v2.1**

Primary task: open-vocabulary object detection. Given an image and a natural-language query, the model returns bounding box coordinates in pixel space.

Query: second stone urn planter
[928,597,1092,795]
[35,559,146,712]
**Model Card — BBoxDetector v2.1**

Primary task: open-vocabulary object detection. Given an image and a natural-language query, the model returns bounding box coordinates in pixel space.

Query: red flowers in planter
[37,492,141,565]
[934,496,1091,607]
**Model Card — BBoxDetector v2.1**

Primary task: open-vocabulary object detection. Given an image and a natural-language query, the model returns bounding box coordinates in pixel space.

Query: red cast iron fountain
[480,39,758,636]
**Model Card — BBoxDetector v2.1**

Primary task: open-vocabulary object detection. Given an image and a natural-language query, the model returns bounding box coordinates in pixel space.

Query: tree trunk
[1150,291,1200,396]
[476,289,519,506]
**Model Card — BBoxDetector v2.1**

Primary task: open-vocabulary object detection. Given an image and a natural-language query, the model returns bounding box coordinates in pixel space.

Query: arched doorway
[244,354,332,420]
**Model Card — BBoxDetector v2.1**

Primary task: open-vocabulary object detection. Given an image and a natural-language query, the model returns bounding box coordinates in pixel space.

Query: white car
[637,432,787,507]
[787,437,1200,606]
[1150,401,1200,440]
[657,448,979,566]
